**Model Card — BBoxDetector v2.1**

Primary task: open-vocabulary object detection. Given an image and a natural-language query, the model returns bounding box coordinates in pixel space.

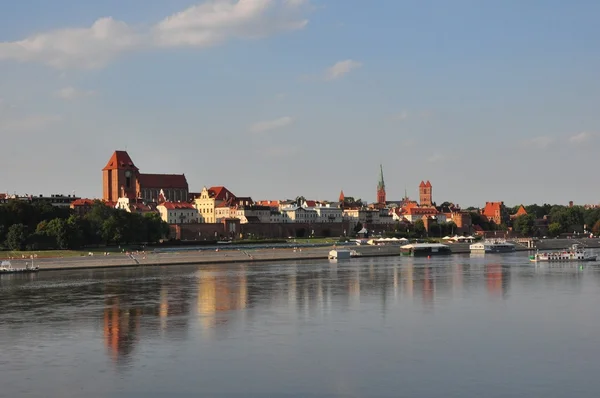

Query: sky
[1,0,600,207]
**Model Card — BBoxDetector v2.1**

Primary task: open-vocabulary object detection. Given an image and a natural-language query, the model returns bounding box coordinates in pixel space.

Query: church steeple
[377,164,386,204]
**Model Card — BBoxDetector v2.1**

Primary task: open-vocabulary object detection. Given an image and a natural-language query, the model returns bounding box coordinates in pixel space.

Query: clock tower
[102,151,140,202]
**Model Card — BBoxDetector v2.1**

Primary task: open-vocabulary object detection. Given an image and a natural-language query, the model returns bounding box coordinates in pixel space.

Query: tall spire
[377,164,385,190]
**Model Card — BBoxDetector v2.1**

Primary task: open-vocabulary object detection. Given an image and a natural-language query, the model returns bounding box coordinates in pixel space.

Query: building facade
[102,151,188,203]
[419,180,433,206]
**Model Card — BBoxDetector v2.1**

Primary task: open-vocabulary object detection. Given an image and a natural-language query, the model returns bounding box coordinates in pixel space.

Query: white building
[282,206,319,223]
[234,206,271,223]
[313,204,343,223]
[157,202,198,224]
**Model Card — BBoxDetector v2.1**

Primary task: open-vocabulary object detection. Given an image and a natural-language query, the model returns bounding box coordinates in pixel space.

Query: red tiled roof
[256,200,280,208]
[515,205,527,216]
[425,180,432,187]
[139,173,188,189]
[305,200,316,207]
[406,206,438,216]
[208,186,235,201]
[419,181,426,187]
[71,198,95,206]
[160,202,195,210]
[103,151,139,171]
[339,190,345,202]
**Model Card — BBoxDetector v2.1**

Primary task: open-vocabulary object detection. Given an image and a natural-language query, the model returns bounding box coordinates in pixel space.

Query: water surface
[2,252,600,397]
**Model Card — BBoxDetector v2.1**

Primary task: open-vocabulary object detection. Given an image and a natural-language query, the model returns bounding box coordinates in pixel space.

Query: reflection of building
[485,264,509,297]
[196,269,248,330]
[103,298,141,363]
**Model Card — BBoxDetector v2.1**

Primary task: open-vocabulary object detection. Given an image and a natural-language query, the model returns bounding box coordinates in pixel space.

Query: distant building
[70,198,96,216]
[419,181,433,207]
[510,205,528,220]
[377,165,386,205]
[482,202,509,225]
[102,150,188,203]
[157,202,198,224]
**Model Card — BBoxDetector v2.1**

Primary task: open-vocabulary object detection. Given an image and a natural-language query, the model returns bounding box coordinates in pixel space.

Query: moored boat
[0,260,40,274]
[470,239,516,254]
[400,243,451,257]
[529,244,597,262]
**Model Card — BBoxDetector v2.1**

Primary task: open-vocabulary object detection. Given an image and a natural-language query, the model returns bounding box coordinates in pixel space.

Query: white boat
[470,239,516,254]
[329,249,352,260]
[529,244,597,262]
[0,259,40,274]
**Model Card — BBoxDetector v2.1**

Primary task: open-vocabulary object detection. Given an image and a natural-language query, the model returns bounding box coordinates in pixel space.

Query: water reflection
[2,252,600,397]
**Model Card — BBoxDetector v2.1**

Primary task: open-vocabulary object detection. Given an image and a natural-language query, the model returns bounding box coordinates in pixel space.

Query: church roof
[103,150,139,171]
[139,173,188,189]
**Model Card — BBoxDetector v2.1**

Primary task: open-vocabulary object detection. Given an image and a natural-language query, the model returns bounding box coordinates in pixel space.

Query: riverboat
[400,243,451,257]
[0,260,40,274]
[529,244,597,262]
[469,239,516,254]
[328,249,361,260]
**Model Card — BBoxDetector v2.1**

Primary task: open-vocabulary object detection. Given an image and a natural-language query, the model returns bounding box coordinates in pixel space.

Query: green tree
[414,219,426,236]
[5,223,29,250]
[513,214,536,236]
[548,222,562,237]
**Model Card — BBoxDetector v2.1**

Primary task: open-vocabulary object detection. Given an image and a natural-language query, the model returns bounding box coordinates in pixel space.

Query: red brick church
[102,150,189,203]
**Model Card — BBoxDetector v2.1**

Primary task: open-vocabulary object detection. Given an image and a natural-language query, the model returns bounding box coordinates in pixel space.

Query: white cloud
[55,86,96,100]
[0,17,141,69]
[155,0,309,47]
[325,59,361,81]
[521,136,555,149]
[250,116,294,133]
[0,1,311,69]
[569,131,595,144]
[0,114,62,132]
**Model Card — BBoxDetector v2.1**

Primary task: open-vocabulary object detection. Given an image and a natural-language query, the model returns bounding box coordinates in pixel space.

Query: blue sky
[1,0,600,207]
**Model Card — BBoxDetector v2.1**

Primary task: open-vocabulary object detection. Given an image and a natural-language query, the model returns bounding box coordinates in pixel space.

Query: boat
[328,249,352,260]
[529,244,597,262]
[0,259,40,274]
[400,243,451,257]
[328,249,361,260]
[216,240,232,245]
[470,239,516,254]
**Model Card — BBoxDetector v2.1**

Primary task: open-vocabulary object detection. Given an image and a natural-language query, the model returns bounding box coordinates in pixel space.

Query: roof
[71,198,95,206]
[245,216,261,223]
[138,173,188,189]
[256,200,280,208]
[425,180,432,187]
[159,202,196,210]
[208,186,235,201]
[304,200,317,207]
[103,151,139,171]
[401,243,449,249]
[515,205,528,216]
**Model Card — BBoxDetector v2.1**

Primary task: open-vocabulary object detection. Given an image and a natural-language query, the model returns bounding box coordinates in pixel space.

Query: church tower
[419,180,432,206]
[102,151,140,202]
[377,164,386,205]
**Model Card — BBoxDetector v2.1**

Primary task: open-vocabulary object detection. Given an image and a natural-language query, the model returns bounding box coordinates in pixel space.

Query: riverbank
[6,245,397,271]
[5,238,599,272]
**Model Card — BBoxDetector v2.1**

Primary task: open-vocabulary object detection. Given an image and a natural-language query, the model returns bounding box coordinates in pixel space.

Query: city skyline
[1,1,600,205]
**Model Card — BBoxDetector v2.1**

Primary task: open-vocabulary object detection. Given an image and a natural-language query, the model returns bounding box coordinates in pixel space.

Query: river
[2,252,600,397]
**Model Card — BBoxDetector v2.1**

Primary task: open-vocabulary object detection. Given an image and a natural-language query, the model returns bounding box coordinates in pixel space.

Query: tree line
[0,200,170,251]
[510,204,600,237]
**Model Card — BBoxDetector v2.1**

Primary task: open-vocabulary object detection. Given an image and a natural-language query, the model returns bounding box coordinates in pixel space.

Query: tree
[592,220,600,236]
[5,223,29,250]
[414,219,426,236]
[513,214,536,236]
[548,222,562,237]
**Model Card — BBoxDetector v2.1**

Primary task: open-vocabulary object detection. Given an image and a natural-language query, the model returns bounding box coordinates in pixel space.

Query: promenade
[18,245,399,271]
